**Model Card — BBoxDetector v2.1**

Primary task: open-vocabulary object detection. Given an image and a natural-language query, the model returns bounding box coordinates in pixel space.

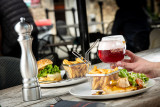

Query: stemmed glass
[98,35,126,68]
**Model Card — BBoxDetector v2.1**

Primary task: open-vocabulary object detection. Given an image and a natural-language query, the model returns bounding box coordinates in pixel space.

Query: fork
[50,97,63,107]
[54,97,62,102]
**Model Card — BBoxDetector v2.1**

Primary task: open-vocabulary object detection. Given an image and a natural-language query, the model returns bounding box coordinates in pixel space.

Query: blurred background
[21,0,160,66]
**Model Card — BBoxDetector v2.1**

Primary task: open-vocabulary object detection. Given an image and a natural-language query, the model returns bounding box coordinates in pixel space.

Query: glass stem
[110,63,117,69]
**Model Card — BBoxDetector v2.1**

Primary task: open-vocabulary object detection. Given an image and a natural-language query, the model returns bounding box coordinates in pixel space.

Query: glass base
[110,63,117,69]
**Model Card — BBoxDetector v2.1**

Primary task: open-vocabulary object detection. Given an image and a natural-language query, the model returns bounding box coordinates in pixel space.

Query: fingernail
[117,61,122,66]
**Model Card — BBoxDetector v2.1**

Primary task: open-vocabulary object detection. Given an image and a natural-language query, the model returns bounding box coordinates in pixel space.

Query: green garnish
[38,65,60,78]
[119,69,149,86]
[119,69,129,78]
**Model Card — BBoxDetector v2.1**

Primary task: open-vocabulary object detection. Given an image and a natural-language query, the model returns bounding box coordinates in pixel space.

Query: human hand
[116,50,158,78]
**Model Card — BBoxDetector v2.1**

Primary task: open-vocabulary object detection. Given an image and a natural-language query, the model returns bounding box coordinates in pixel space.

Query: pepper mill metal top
[15,17,33,35]
[15,17,41,101]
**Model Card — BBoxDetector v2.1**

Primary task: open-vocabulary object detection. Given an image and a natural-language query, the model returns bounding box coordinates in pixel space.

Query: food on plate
[62,58,89,78]
[102,69,149,94]
[88,66,119,90]
[63,57,85,65]
[89,66,118,74]
[116,77,130,88]
[87,66,149,95]
[102,85,137,95]
[118,69,149,87]
[37,59,62,82]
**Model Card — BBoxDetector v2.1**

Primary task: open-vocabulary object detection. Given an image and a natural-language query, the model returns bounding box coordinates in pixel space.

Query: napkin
[51,100,105,107]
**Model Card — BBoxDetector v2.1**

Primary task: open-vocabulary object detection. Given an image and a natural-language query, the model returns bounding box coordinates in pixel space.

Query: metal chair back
[0,57,22,90]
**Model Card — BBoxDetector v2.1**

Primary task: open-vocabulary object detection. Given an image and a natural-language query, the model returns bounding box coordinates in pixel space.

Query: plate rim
[69,79,156,99]
[40,77,87,87]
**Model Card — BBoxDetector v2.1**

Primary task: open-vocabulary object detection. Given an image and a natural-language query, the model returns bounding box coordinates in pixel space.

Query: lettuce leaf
[119,69,129,78]
[38,65,60,78]
[119,69,149,86]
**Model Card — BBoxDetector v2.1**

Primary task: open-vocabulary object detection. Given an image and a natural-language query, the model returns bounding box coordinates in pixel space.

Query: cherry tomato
[136,78,143,88]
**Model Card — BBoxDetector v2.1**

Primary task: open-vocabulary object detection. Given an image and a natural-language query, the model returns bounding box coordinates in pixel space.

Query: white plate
[69,79,155,99]
[40,70,87,87]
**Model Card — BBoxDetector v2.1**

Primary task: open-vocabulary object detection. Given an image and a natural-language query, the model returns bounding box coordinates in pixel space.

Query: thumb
[117,61,135,70]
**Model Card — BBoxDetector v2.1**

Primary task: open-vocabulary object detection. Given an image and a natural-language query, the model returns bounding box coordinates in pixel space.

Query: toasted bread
[37,59,53,70]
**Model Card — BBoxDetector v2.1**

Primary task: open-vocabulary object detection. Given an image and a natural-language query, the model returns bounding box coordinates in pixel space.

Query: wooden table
[1,48,160,107]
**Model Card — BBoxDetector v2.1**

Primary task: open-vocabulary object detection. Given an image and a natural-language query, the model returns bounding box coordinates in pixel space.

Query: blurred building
[23,0,160,64]
[28,0,118,35]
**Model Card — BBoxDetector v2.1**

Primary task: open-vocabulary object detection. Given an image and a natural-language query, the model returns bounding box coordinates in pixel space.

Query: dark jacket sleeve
[0,0,39,59]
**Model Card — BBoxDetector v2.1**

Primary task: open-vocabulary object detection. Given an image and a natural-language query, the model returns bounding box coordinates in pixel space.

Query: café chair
[56,20,79,53]
[56,20,75,42]
[45,20,79,61]
[149,29,160,49]
[106,21,113,35]
[45,8,80,60]
[0,57,22,90]
[35,19,55,59]
[38,34,54,58]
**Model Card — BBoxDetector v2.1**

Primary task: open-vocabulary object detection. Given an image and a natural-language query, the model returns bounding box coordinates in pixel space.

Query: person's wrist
[149,62,160,78]
[154,62,160,77]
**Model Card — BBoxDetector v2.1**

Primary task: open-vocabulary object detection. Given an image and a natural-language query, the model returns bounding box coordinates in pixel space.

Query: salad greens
[38,65,60,78]
[119,69,149,86]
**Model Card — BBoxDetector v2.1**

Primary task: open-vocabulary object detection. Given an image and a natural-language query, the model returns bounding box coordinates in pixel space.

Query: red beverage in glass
[98,48,124,63]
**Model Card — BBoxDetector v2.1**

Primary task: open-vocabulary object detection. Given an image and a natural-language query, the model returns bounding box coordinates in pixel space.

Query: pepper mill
[15,17,41,101]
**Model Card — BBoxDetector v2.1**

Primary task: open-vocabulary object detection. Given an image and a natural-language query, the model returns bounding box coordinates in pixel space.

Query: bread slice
[37,59,53,70]
[39,73,62,83]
